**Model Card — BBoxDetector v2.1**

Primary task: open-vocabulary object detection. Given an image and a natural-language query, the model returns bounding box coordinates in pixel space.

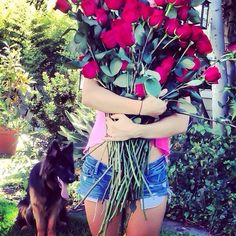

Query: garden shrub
[0,197,18,236]
[167,122,235,236]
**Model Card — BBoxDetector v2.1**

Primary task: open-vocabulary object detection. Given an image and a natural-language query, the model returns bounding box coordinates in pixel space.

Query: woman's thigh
[84,200,122,236]
[126,196,168,236]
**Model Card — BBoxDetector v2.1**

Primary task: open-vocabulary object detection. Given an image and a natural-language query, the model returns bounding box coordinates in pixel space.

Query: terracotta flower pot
[0,127,19,155]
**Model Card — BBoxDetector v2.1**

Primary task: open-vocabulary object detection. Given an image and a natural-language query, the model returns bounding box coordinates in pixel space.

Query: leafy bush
[167,122,235,236]
[0,197,18,236]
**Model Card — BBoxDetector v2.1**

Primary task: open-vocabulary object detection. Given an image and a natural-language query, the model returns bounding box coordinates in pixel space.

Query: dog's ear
[47,140,60,159]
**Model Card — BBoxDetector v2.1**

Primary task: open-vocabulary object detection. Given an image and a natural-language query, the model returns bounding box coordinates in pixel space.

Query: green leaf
[143,52,152,64]
[144,77,161,97]
[81,15,98,26]
[113,73,129,88]
[191,0,205,7]
[186,79,204,87]
[74,32,85,44]
[117,48,132,62]
[135,24,146,46]
[178,98,198,114]
[166,7,177,19]
[179,57,195,69]
[190,90,203,102]
[100,65,113,77]
[188,8,201,24]
[110,58,122,76]
[230,100,236,120]
[145,70,161,81]
[95,50,113,60]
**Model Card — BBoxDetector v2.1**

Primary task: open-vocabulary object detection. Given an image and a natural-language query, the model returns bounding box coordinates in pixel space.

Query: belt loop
[94,160,100,175]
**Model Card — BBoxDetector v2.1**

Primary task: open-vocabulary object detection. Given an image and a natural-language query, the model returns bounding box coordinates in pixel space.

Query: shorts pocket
[145,164,167,184]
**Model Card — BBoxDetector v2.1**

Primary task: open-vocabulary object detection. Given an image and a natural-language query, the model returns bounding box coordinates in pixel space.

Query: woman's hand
[140,89,168,118]
[104,114,138,141]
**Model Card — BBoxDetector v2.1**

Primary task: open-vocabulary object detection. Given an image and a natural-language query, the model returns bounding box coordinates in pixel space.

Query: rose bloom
[81,0,97,16]
[192,57,201,71]
[54,0,71,13]
[186,47,196,56]
[191,25,204,42]
[203,66,221,84]
[165,18,179,36]
[139,2,153,20]
[166,0,190,6]
[154,66,169,84]
[179,40,188,49]
[105,0,124,10]
[148,9,165,27]
[154,0,166,6]
[161,56,175,71]
[196,34,213,54]
[121,60,129,71]
[135,83,146,97]
[176,23,192,40]
[71,0,78,4]
[227,43,236,51]
[177,6,189,21]
[112,19,135,48]
[96,8,108,25]
[82,60,99,79]
[122,1,140,23]
[100,30,117,49]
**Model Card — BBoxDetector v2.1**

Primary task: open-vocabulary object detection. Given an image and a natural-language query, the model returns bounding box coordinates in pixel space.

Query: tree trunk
[209,0,228,133]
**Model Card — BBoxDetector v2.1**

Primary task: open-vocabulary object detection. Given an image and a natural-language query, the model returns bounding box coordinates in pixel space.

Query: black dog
[16,140,76,236]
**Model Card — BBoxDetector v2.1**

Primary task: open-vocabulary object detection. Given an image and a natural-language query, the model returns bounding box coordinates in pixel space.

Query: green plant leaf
[178,98,198,114]
[95,50,113,60]
[188,8,201,24]
[145,70,161,81]
[117,48,132,62]
[74,32,85,44]
[166,7,177,19]
[186,79,204,87]
[144,77,161,97]
[100,65,113,77]
[113,73,130,88]
[135,24,146,46]
[191,0,205,7]
[110,58,122,76]
[179,57,195,69]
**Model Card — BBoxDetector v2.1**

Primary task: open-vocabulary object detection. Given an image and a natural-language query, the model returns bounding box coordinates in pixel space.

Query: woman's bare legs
[84,200,122,236]
[126,196,168,236]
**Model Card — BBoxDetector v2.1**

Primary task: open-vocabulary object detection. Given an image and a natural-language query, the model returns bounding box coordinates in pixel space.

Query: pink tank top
[84,111,170,156]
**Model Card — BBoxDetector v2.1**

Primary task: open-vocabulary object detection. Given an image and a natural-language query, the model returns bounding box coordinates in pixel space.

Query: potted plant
[0,42,33,155]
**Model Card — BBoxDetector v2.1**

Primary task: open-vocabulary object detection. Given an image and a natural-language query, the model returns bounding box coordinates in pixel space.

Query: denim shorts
[78,154,170,210]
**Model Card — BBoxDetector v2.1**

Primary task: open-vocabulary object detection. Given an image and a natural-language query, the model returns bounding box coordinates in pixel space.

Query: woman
[78,78,190,236]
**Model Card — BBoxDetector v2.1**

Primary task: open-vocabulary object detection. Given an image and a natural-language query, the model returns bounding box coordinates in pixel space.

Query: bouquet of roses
[54,0,222,234]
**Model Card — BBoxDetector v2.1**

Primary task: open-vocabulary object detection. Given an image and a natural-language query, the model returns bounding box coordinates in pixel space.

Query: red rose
[148,9,165,27]
[121,61,129,71]
[105,0,124,10]
[179,40,188,49]
[96,8,108,25]
[227,43,236,51]
[154,0,166,6]
[100,30,117,49]
[196,34,213,54]
[135,83,146,97]
[177,6,189,21]
[186,47,195,56]
[81,0,97,16]
[122,6,140,23]
[54,0,71,13]
[78,54,85,61]
[166,0,190,6]
[176,68,188,83]
[112,20,135,48]
[161,56,175,71]
[176,23,192,40]
[165,18,179,36]
[192,57,201,71]
[139,2,153,20]
[191,25,204,42]
[71,0,78,4]
[154,66,168,84]
[203,66,221,84]
[82,60,99,79]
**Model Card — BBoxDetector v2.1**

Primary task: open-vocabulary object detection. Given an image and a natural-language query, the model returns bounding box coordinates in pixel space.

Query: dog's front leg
[47,201,62,236]
[32,204,46,236]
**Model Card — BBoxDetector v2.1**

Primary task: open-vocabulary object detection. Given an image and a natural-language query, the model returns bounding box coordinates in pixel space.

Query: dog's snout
[69,175,76,183]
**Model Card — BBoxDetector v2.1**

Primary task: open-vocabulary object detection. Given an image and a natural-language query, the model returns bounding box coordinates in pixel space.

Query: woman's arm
[82,79,168,118]
[105,98,191,140]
